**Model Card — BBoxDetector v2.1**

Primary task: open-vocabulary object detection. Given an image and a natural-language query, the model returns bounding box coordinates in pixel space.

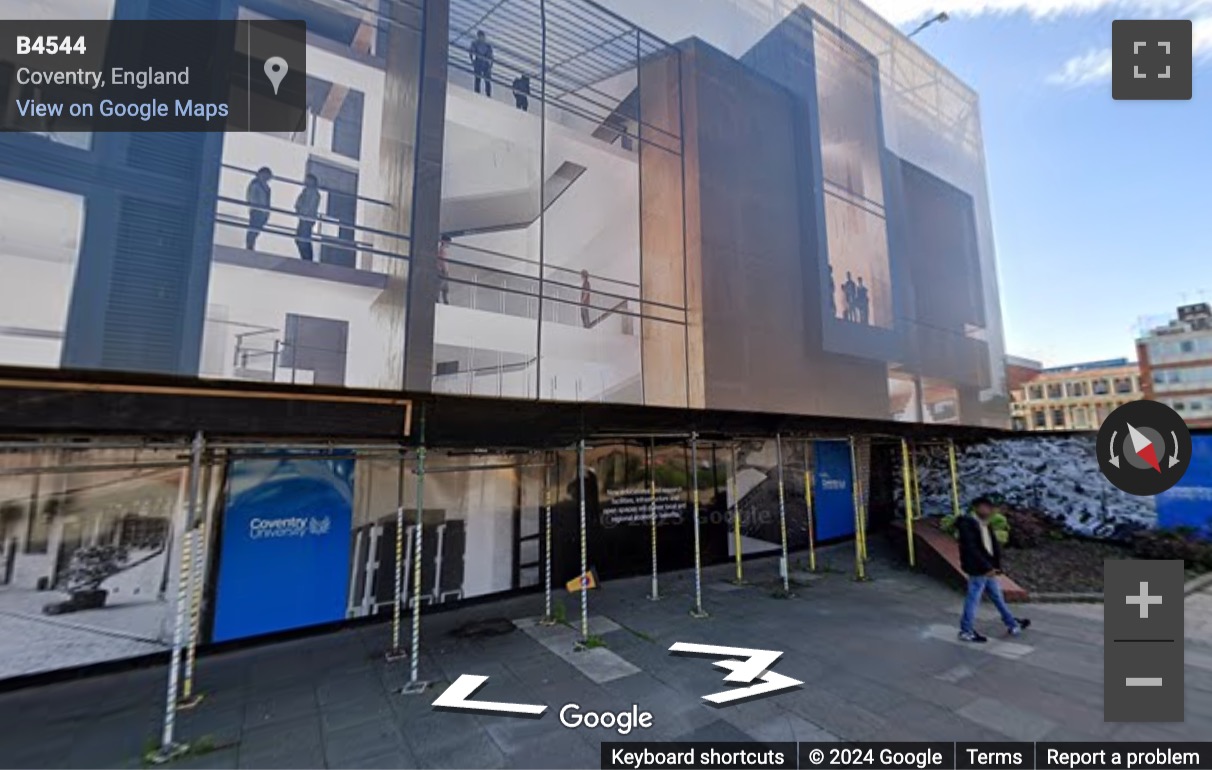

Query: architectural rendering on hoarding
[0,0,1007,428]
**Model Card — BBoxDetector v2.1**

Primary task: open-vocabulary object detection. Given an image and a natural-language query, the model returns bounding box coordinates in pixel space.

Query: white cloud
[1047,47,1113,86]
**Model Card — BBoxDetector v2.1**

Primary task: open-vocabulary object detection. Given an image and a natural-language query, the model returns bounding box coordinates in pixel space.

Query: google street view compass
[1097,399,1191,496]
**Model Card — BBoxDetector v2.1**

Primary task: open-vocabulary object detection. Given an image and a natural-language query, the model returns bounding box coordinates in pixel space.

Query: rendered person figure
[842,271,857,322]
[437,236,451,305]
[957,497,1031,642]
[470,31,494,97]
[245,166,273,250]
[580,270,592,328]
[512,74,531,111]
[293,174,321,262]
[856,277,869,325]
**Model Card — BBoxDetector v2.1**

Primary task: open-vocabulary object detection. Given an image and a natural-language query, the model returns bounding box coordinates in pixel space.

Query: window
[1114,377,1134,394]
[1046,383,1063,399]
[1174,401,1186,412]
[1191,401,1204,413]
[1033,410,1047,428]
[1180,340,1195,354]
[1051,408,1066,428]
[1066,381,1087,398]
[1028,385,1043,400]
[1092,379,1109,395]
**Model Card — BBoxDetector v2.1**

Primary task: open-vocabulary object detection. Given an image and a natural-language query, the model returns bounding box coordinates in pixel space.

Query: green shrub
[940,508,1009,545]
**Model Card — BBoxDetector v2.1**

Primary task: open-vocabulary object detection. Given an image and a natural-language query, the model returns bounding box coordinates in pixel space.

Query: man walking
[958,496,1030,642]
[470,31,494,97]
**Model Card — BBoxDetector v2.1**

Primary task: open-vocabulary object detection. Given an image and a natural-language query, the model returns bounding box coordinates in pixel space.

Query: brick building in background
[1010,358,1141,431]
[1138,303,1212,429]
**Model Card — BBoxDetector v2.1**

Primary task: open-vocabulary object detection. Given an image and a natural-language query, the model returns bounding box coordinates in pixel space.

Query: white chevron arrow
[701,659,803,705]
[668,642,783,683]
[431,675,547,716]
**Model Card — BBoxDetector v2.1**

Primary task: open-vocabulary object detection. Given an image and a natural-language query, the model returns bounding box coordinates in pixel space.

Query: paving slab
[515,617,641,683]
[1,554,1210,769]
[956,695,1057,741]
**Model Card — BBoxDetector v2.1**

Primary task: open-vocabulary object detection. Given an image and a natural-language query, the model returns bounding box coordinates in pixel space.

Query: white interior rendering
[203,7,649,402]
[0,180,84,368]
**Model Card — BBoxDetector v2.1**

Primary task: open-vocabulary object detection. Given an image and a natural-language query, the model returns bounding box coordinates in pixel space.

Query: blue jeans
[960,575,1018,634]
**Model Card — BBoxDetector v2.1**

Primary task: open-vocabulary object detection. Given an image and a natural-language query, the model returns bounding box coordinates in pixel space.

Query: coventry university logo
[249,515,333,539]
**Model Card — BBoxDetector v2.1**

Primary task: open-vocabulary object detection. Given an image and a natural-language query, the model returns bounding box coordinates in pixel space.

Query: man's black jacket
[956,514,1002,576]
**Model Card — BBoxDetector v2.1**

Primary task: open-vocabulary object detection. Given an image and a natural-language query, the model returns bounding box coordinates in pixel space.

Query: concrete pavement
[0,543,1208,769]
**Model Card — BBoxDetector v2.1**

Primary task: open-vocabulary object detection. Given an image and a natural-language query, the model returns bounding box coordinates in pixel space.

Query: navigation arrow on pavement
[668,643,782,684]
[431,675,547,717]
[702,659,803,705]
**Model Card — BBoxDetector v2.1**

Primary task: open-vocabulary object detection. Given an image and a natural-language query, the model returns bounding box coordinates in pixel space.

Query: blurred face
[975,503,994,521]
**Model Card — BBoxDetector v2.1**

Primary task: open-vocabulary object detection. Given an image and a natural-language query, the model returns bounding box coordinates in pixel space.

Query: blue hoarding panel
[1156,435,1212,539]
[813,440,855,541]
[212,456,355,643]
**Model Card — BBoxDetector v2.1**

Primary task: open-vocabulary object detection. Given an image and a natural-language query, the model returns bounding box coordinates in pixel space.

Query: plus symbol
[1126,581,1163,619]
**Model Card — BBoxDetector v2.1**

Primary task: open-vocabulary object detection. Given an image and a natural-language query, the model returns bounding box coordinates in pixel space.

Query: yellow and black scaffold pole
[848,436,866,582]
[802,440,817,573]
[901,438,916,567]
[948,438,962,518]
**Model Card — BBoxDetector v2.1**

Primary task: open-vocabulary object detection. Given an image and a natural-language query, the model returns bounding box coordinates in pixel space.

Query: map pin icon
[264,56,288,96]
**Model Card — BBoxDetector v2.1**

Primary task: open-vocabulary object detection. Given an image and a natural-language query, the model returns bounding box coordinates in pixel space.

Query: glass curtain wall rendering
[433,0,689,407]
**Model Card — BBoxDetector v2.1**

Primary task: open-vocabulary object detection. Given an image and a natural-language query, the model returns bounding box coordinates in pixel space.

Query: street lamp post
[908,11,949,38]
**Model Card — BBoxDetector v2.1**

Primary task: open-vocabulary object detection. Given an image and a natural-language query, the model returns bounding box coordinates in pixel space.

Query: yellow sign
[566,569,598,593]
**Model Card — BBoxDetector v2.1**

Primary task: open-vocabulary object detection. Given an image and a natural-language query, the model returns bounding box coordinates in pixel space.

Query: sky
[862,0,1212,368]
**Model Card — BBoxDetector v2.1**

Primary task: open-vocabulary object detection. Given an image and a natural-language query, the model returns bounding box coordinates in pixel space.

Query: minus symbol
[1125,678,1164,687]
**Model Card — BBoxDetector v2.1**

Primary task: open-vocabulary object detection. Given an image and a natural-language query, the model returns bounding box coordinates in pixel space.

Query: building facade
[1138,303,1212,429]
[0,0,1009,680]
[1009,358,1141,432]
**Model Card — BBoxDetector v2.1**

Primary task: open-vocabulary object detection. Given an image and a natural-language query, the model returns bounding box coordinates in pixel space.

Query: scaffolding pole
[802,440,817,573]
[911,444,923,519]
[386,447,408,661]
[541,455,556,624]
[774,435,792,597]
[647,441,660,601]
[151,431,203,764]
[690,433,708,618]
[178,506,207,710]
[400,412,428,695]
[577,439,589,642]
[857,438,870,563]
[948,438,962,518]
[901,439,916,568]
[848,436,867,582]
[730,444,744,584]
